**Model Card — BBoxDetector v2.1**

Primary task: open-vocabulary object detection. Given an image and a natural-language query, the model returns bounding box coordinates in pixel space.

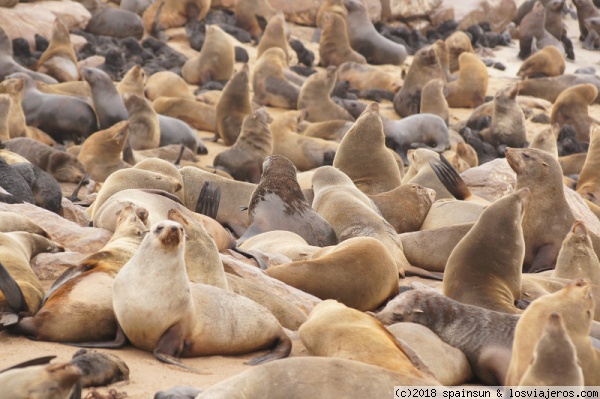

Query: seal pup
[116,64,145,97]
[420,79,449,125]
[152,96,215,134]
[265,237,399,311]
[213,108,273,183]
[393,45,446,117]
[553,221,600,284]
[0,360,81,399]
[336,61,401,93]
[144,71,194,100]
[517,313,585,386]
[0,157,35,205]
[77,121,130,183]
[506,280,600,386]
[333,103,401,195]
[576,123,600,204]
[12,162,63,214]
[81,67,128,130]
[69,348,129,388]
[84,0,145,39]
[252,48,300,110]
[124,93,160,150]
[14,205,147,343]
[0,26,57,84]
[215,64,251,146]
[297,67,354,123]
[550,83,598,142]
[446,52,489,109]
[517,45,566,79]
[298,300,432,378]
[112,220,292,367]
[237,155,337,247]
[141,0,210,32]
[443,188,530,313]
[319,12,366,67]
[444,31,474,73]
[480,84,527,148]
[35,18,79,83]
[374,287,518,385]
[344,0,407,65]
[573,0,600,41]
[256,13,290,61]
[519,1,565,60]
[181,25,234,85]
[270,111,338,172]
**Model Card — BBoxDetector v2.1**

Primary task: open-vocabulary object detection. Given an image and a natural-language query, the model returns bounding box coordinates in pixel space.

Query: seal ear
[413,309,424,313]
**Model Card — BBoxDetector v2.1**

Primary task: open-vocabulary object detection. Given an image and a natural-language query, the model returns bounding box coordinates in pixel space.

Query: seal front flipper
[527,243,560,273]
[0,260,27,318]
[154,322,198,372]
[0,355,56,373]
[429,154,472,201]
[195,181,221,220]
[243,334,292,365]
[66,322,128,349]
[67,174,90,203]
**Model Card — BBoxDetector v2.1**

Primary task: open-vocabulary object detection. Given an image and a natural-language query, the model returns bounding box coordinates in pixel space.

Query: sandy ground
[3,5,600,399]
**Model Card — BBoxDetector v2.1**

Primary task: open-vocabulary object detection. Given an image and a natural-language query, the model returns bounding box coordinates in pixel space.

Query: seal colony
[4,0,600,396]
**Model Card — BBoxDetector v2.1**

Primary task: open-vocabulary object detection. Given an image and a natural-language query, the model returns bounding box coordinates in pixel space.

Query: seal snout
[153,221,184,248]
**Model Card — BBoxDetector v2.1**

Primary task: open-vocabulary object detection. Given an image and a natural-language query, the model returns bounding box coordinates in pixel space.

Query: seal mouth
[504,148,521,172]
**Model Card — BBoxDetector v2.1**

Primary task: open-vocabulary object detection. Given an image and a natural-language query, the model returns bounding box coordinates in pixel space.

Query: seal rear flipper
[403,265,444,281]
[69,380,82,399]
[244,334,292,365]
[66,174,90,203]
[42,266,85,306]
[154,322,199,372]
[231,247,269,270]
[0,261,27,314]
[477,346,512,386]
[174,144,186,166]
[526,243,560,273]
[0,355,56,373]
[429,154,472,201]
[195,181,221,220]
[66,323,128,349]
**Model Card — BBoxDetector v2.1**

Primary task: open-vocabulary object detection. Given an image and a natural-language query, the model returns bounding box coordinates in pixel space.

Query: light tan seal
[215,64,252,146]
[316,0,347,27]
[252,47,300,110]
[443,188,530,314]
[35,18,79,83]
[0,360,81,399]
[297,67,354,123]
[336,61,401,92]
[144,70,194,100]
[116,64,145,97]
[124,93,160,151]
[142,0,210,32]
[480,83,527,148]
[152,96,215,132]
[298,300,433,379]
[0,94,11,141]
[446,52,489,109]
[256,12,290,61]
[529,124,560,159]
[182,25,234,85]
[550,83,598,142]
[112,220,292,368]
[319,12,366,67]
[553,221,600,284]
[369,184,436,233]
[420,78,449,125]
[444,31,474,73]
[333,103,401,195]
[517,45,566,79]
[576,123,600,203]
[266,238,399,311]
[506,280,600,386]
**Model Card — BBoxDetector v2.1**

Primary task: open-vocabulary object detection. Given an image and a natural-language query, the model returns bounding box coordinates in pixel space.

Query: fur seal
[316,0,347,27]
[393,45,446,118]
[152,96,215,133]
[270,111,338,171]
[237,155,337,247]
[0,157,35,205]
[576,123,600,204]
[517,45,566,79]
[319,12,366,67]
[480,84,527,148]
[374,287,518,385]
[401,149,454,200]
[298,300,431,379]
[215,64,251,146]
[446,52,489,109]
[529,124,560,159]
[77,121,130,183]
[518,312,584,386]
[298,119,354,142]
[297,67,354,123]
[35,18,79,83]
[12,162,63,214]
[444,31,474,73]
[213,108,273,183]
[158,114,205,155]
[336,61,401,93]
[252,48,300,110]
[182,25,234,85]
[519,1,565,60]
[124,93,160,150]
[141,0,210,32]
[81,67,128,130]
[116,64,145,97]
[144,71,194,101]
[0,94,9,141]
[518,74,600,104]
[266,238,399,311]
[369,184,436,233]
[0,212,49,237]
[506,280,600,385]
[573,0,600,41]
[344,0,407,65]
[333,103,401,195]
[112,220,292,367]
[443,188,530,313]
[256,12,290,61]
[0,78,26,138]
[14,205,147,342]
[0,360,81,399]
[234,0,276,39]
[85,1,144,39]
[420,79,449,125]
[551,83,598,142]
[69,348,129,388]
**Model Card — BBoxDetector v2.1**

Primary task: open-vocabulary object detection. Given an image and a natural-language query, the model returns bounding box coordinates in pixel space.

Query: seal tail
[429,154,472,201]
[244,334,292,366]
[195,181,221,220]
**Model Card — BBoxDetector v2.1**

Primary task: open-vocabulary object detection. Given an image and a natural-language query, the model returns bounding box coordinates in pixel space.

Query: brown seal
[480,83,527,148]
[35,18,79,83]
[506,280,600,386]
[551,83,598,142]
[374,286,518,385]
[298,300,433,379]
[0,77,27,138]
[553,221,600,289]
[14,205,147,343]
[182,25,234,85]
[319,12,366,67]
[252,47,300,110]
[116,64,145,97]
[518,312,584,386]
[142,0,210,32]
[518,1,565,59]
[333,103,401,195]
[213,107,273,183]
[298,118,353,142]
[420,78,449,125]
[0,360,81,399]
[84,0,144,39]
[256,12,290,61]
[298,67,354,123]
[81,67,128,130]
[152,96,215,133]
[215,64,251,146]
[446,52,488,109]
[344,0,407,65]
[124,93,160,150]
[529,124,560,159]
[271,111,338,171]
[444,31,474,73]
[69,348,129,388]
[573,0,600,41]
[237,155,337,247]
[336,61,401,92]
[393,45,446,117]
[369,184,436,233]
[576,123,600,203]
[443,188,530,314]
[316,0,347,27]
[544,0,566,40]
[112,220,292,368]
[234,0,276,39]
[0,94,9,141]
[144,70,194,101]
[432,39,450,79]
[517,45,566,79]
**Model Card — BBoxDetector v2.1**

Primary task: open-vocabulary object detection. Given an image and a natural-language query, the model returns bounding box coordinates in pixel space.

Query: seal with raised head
[252,47,300,110]
[319,12,366,67]
[256,12,290,61]
[116,64,145,97]
[444,31,474,73]
[553,221,600,284]
[182,25,234,85]
[573,0,600,41]
[420,79,449,125]
[480,83,527,148]
[297,67,354,123]
[215,64,252,146]
[234,0,276,38]
[576,123,600,204]
[81,67,128,130]
[551,83,598,142]
[112,220,292,368]
[237,155,337,247]
[124,93,160,151]
[446,52,489,109]
[35,18,79,82]
[141,0,210,32]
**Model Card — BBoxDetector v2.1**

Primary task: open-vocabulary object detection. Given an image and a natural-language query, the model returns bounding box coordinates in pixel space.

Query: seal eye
[155,226,164,233]
[522,153,531,160]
